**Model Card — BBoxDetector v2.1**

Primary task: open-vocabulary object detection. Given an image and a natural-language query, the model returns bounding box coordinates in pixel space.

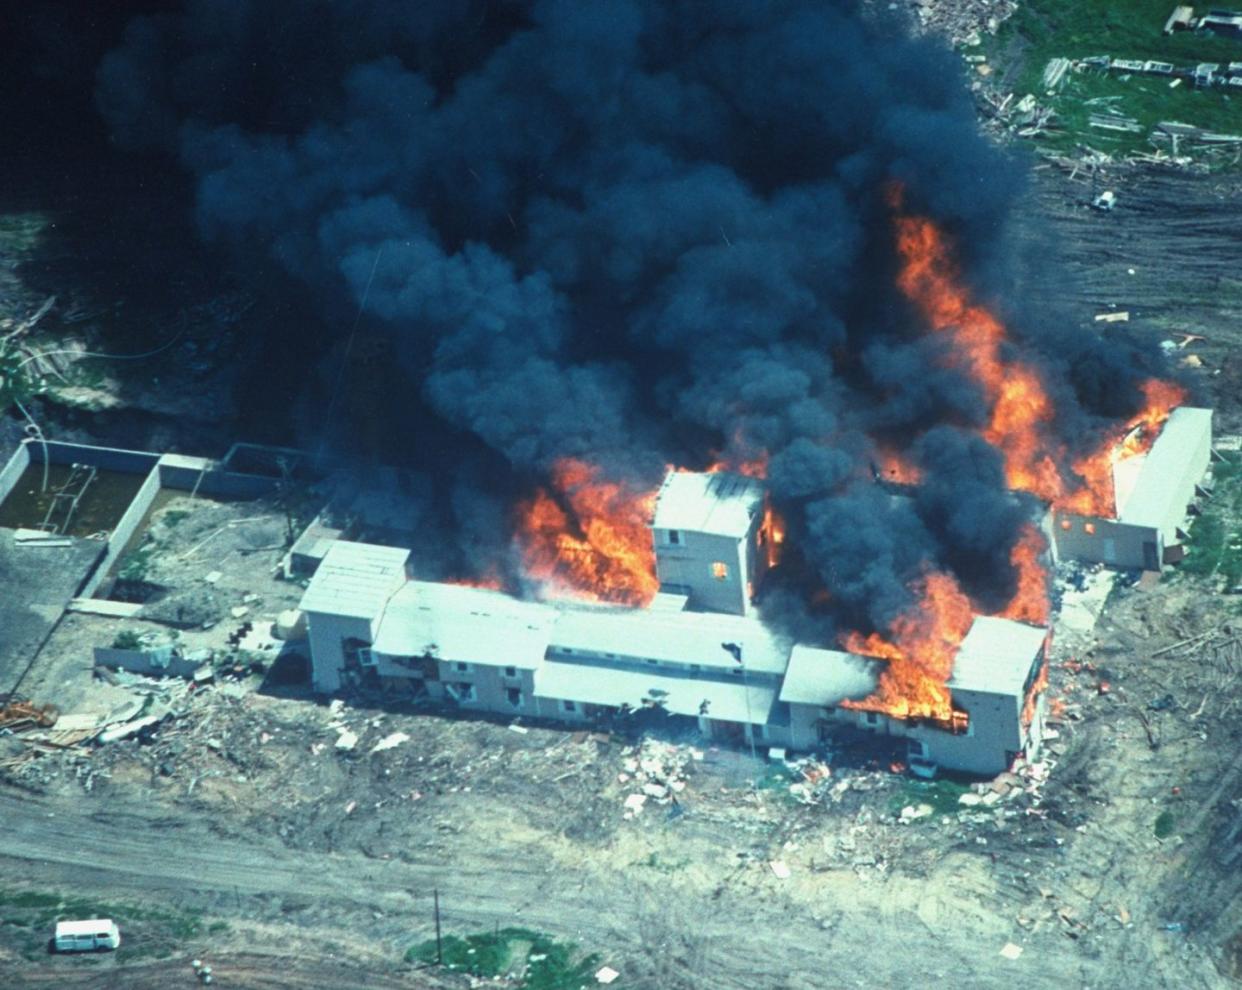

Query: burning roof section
[780,647,882,707]
[652,471,764,539]
[781,615,1046,713]
[1115,407,1213,527]
[947,616,1048,697]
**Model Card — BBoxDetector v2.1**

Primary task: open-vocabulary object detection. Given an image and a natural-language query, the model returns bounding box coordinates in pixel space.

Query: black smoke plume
[96,0,1166,638]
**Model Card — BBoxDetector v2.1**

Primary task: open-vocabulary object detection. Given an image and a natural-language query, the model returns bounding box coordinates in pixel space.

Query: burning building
[781,617,1048,775]
[300,470,1051,776]
[1051,406,1214,571]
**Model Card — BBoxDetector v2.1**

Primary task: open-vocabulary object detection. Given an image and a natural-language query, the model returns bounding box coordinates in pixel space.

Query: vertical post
[742,662,757,762]
[434,888,442,966]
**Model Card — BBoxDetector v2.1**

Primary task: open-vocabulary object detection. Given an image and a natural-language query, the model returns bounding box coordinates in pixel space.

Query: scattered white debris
[622,793,647,818]
[769,860,792,880]
[507,723,529,735]
[334,729,358,751]
[370,732,410,754]
[230,605,250,619]
[595,965,620,984]
[204,571,222,584]
[1000,942,1024,960]
[899,803,934,822]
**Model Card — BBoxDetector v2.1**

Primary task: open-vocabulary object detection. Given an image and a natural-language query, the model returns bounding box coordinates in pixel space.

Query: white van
[53,919,121,952]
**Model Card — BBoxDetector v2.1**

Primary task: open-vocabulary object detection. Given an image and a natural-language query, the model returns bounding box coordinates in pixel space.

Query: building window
[504,666,517,678]
[752,724,767,740]
[506,687,523,708]
[561,699,577,713]
[647,659,659,667]
[666,529,682,545]
[689,664,701,673]
[1059,518,1071,531]
[446,682,477,703]
[863,711,879,726]
[1084,522,1096,535]
[455,661,472,673]
[712,561,729,581]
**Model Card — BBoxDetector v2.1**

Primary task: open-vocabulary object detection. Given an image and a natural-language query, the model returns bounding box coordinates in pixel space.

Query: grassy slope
[989,0,1242,157]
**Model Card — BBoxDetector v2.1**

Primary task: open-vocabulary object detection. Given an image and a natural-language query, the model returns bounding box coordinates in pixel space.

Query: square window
[646,659,659,667]
[712,561,729,580]
[667,529,681,545]
[455,661,471,673]
[1084,522,1096,535]
[504,666,517,678]
[562,699,577,713]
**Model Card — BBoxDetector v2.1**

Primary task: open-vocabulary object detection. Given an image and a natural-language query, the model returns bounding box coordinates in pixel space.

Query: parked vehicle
[53,919,121,952]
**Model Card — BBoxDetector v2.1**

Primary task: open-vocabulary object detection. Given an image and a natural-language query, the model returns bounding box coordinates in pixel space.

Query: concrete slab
[0,527,104,689]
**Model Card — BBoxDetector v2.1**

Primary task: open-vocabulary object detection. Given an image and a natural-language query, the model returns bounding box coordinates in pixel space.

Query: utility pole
[722,642,757,762]
[434,888,442,966]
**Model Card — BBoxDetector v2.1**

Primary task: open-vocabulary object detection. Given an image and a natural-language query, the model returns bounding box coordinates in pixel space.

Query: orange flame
[874,446,923,485]
[841,571,975,723]
[516,458,658,606]
[893,204,1065,503]
[1000,524,1050,626]
[760,503,786,569]
[1059,378,1188,517]
[1021,657,1049,729]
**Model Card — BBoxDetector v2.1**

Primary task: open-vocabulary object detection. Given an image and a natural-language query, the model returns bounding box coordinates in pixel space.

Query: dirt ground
[3,93,1242,990]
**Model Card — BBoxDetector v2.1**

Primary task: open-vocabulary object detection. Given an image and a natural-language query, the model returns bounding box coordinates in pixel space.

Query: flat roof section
[373,581,555,669]
[537,659,777,724]
[298,540,408,620]
[949,617,1048,697]
[780,645,881,706]
[549,605,791,675]
[652,471,764,539]
[1119,407,1212,529]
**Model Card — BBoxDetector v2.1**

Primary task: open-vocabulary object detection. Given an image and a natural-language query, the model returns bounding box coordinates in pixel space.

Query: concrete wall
[1051,511,1160,571]
[157,454,281,499]
[79,466,162,599]
[94,646,201,679]
[25,439,160,475]
[0,442,31,506]
[654,529,750,616]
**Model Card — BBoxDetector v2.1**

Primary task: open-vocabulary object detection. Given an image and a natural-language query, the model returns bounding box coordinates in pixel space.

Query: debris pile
[907,0,1018,46]
[617,738,698,818]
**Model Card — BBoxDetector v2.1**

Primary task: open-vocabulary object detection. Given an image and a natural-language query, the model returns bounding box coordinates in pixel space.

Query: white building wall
[908,688,1021,776]
[654,528,753,616]
[305,611,373,693]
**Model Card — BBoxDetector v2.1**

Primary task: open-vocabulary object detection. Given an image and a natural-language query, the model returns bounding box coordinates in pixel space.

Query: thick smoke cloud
[96,0,1160,637]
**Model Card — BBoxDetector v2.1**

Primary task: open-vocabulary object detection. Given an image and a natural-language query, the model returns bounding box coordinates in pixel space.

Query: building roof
[373,581,554,669]
[948,616,1047,696]
[536,659,778,724]
[298,540,408,619]
[651,471,764,538]
[1118,407,1212,529]
[549,605,791,674]
[780,645,881,706]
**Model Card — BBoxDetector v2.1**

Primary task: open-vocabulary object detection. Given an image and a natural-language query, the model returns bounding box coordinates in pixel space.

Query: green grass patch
[0,212,51,258]
[634,851,690,873]
[1180,453,1242,589]
[406,927,603,989]
[117,538,156,583]
[1154,808,1178,838]
[889,778,972,819]
[988,0,1242,160]
[0,886,217,945]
